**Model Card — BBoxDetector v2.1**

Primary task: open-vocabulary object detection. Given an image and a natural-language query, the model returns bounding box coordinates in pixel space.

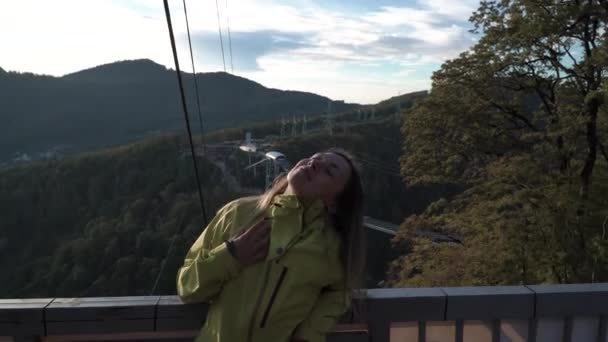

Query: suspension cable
[152,0,209,295]
[183,0,207,155]
[214,0,227,72]
[224,0,234,73]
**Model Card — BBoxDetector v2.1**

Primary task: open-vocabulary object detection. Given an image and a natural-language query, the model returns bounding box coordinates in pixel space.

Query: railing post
[0,298,52,342]
[366,288,446,342]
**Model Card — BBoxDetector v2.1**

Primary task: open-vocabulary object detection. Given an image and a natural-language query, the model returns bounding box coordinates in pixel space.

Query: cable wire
[214,0,227,72]
[152,0,210,295]
[224,0,234,73]
[183,0,207,154]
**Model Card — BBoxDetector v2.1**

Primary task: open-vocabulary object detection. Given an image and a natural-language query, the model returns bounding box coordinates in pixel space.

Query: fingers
[252,239,269,262]
[248,218,272,240]
[250,219,270,262]
[233,216,272,266]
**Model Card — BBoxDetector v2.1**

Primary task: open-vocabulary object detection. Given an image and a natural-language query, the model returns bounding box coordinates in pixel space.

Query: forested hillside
[0,136,242,297]
[0,59,357,164]
[0,97,456,297]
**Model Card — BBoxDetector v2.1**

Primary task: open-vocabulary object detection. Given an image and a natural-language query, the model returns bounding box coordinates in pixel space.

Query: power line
[182,0,207,154]
[224,0,234,73]
[360,162,402,177]
[351,154,402,177]
[154,0,210,295]
[214,0,227,72]
[150,235,179,296]
[363,164,401,177]
[353,154,401,174]
[357,156,399,171]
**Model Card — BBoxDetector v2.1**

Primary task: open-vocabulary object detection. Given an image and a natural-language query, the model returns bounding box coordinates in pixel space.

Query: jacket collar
[271,194,327,228]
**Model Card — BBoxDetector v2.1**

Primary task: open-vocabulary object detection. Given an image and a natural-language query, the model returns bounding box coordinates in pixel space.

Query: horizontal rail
[2,283,608,341]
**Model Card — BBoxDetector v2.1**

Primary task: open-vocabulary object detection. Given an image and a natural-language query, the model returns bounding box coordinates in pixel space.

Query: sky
[0,0,481,104]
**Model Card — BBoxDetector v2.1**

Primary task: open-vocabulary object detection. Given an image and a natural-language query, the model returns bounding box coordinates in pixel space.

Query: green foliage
[393,0,608,286]
[0,136,241,298]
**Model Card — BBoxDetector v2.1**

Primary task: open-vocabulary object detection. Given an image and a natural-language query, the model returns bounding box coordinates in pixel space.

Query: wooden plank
[155,318,202,331]
[571,317,598,342]
[42,330,198,341]
[155,296,206,332]
[529,284,608,317]
[443,286,534,320]
[462,320,492,342]
[0,298,51,336]
[0,322,45,337]
[366,288,446,322]
[0,324,19,336]
[46,319,154,335]
[500,320,528,342]
[46,297,159,321]
[389,321,418,341]
[155,296,206,319]
[327,331,368,342]
[536,318,563,342]
[12,337,38,342]
[0,299,53,322]
[332,323,368,332]
[41,328,367,341]
[426,321,455,342]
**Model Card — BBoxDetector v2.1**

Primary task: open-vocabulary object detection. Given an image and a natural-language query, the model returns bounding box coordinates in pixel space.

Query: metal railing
[2,283,608,342]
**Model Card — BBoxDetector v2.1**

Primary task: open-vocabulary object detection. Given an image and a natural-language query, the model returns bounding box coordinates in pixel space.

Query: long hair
[257,148,366,291]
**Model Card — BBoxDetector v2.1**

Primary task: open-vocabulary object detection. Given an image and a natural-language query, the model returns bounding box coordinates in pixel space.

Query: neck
[283,184,296,196]
[283,185,321,209]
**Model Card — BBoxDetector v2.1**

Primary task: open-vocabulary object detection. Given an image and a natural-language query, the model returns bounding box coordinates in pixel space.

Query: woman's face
[286,152,352,207]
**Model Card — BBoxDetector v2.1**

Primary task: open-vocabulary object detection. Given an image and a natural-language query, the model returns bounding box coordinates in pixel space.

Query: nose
[308,158,321,171]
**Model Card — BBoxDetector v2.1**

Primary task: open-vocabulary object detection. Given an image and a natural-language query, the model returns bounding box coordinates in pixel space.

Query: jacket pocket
[260,265,288,328]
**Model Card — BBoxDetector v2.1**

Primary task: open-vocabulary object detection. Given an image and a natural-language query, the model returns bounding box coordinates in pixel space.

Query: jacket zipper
[246,263,272,342]
[260,265,288,328]
[246,207,304,340]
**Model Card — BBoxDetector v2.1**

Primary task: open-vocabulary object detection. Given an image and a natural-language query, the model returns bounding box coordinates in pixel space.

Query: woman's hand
[228,217,271,267]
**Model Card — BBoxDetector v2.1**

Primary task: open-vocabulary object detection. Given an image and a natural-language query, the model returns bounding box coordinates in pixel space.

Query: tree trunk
[579,98,599,200]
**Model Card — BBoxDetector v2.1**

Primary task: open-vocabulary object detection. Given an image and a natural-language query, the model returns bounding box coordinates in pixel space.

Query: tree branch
[487,99,540,132]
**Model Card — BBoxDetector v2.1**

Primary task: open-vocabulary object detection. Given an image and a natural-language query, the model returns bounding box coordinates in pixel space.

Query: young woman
[177,148,365,342]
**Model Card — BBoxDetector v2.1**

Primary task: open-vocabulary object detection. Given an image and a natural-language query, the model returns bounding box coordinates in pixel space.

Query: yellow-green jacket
[176,194,349,342]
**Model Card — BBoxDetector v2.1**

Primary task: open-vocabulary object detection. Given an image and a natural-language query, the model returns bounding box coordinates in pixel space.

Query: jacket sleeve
[291,277,351,342]
[176,202,243,303]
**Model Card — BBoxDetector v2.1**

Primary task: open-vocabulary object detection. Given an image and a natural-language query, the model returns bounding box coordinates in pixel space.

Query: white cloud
[0,0,480,103]
[0,0,174,75]
[423,0,479,20]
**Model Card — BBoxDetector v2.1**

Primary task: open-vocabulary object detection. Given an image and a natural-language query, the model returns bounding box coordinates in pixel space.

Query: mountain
[375,91,428,108]
[0,59,358,163]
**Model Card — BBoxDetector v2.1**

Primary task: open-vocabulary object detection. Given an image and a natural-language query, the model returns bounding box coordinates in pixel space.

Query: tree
[394,0,608,286]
